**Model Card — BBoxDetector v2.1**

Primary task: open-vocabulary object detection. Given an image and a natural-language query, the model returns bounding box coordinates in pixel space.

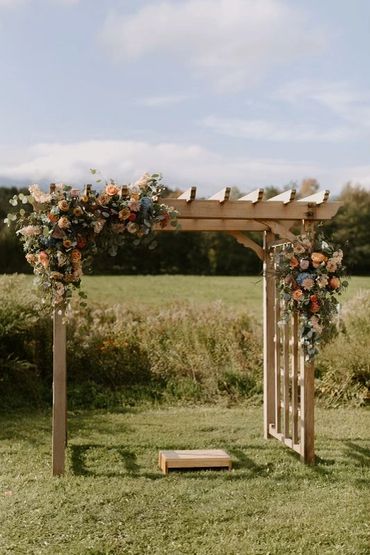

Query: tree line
[0,181,369,275]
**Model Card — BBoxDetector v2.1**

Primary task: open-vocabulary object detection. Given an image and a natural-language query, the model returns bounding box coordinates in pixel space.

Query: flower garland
[276,232,348,360]
[6,173,178,306]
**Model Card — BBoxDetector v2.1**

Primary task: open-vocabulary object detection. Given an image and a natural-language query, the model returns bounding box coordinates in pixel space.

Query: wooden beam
[267,189,296,204]
[298,190,330,204]
[228,232,264,260]
[301,358,315,464]
[263,231,276,438]
[162,199,342,221]
[208,187,231,204]
[52,307,67,476]
[177,186,197,203]
[158,219,269,232]
[262,220,297,243]
[238,188,264,203]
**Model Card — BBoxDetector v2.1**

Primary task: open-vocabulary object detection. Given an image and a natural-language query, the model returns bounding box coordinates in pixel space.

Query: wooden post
[300,357,315,464]
[52,307,67,476]
[263,231,276,438]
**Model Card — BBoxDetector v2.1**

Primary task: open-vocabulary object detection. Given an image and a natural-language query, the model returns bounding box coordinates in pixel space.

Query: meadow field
[20,273,370,317]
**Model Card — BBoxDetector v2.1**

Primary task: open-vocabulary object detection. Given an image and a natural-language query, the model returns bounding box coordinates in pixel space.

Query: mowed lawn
[1,406,369,555]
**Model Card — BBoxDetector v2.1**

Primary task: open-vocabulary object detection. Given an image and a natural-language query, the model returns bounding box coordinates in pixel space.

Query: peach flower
[292,289,304,301]
[326,259,337,272]
[329,276,341,289]
[105,184,120,196]
[73,207,83,217]
[25,253,37,265]
[290,257,299,269]
[70,249,82,264]
[118,207,131,221]
[58,216,71,229]
[63,239,73,249]
[58,200,70,212]
[38,251,49,268]
[311,252,327,268]
[302,277,314,290]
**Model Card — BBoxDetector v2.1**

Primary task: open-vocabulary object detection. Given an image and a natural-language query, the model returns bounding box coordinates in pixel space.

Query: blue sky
[0,0,369,195]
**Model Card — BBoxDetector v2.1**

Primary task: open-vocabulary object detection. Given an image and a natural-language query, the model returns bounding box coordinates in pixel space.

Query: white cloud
[136,94,192,107]
[100,0,326,92]
[0,139,326,193]
[202,115,355,142]
[277,80,370,131]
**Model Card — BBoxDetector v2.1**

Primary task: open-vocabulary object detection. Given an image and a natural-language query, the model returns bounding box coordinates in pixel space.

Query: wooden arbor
[52,186,341,475]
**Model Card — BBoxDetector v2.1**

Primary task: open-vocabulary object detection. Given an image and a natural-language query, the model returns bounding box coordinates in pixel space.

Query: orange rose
[70,249,82,264]
[118,207,131,221]
[105,184,119,196]
[48,213,59,223]
[97,194,109,206]
[58,216,71,229]
[58,200,70,212]
[26,253,37,265]
[329,276,340,289]
[292,289,304,301]
[310,294,320,313]
[290,256,299,268]
[38,251,49,268]
[311,252,327,268]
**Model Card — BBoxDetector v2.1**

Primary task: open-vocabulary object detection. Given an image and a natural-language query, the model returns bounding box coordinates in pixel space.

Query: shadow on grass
[69,443,153,478]
[227,447,273,476]
[342,440,370,467]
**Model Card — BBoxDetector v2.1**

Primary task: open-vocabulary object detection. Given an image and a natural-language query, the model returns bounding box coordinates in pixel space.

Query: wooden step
[159,449,232,474]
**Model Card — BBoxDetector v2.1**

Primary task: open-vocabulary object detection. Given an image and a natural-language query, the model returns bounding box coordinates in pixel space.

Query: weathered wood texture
[52,307,67,476]
[158,449,232,474]
[263,231,276,439]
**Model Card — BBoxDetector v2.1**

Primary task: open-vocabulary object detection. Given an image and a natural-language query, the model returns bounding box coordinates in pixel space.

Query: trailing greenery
[0,406,369,554]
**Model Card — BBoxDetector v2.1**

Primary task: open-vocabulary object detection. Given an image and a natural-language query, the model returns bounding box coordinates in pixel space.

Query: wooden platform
[158,449,232,474]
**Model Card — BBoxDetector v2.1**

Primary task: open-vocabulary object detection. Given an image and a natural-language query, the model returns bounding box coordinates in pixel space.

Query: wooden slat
[238,188,264,203]
[298,190,330,204]
[268,425,301,455]
[267,189,296,204]
[263,231,276,439]
[283,313,290,439]
[301,357,315,464]
[162,199,342,221]
[52,307,67,476]
[158,219,269,232]
[274,265,281,434]
[208,187,231,203]
[292,313,299,444]
[177,186,197,202]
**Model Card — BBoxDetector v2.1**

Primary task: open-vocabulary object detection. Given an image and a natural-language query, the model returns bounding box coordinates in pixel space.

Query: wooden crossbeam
[228,232,264,259]
[177,186,197,203]
[268,189,296,204]
[298,190,330,204]
[208,187,231,204]
[238,188,264,203]
[159,219,269,232]
[163,199,342,221]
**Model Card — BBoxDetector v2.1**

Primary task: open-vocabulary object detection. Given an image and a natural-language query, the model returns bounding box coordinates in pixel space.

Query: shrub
[316,291,370,406]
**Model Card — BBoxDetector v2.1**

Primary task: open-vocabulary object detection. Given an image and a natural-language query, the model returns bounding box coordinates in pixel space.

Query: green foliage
[0,407,369,554]
[323,183,370,274]
[317,291,370,406]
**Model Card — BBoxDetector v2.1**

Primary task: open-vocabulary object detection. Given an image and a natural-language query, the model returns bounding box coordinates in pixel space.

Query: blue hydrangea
[296,272,312,285]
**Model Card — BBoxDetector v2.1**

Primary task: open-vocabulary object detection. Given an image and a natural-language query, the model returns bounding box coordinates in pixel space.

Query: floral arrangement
[5,172,178,306]
[276,232,348,360]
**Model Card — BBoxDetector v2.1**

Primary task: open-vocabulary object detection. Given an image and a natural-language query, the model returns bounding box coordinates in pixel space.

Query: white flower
[28,184,51,203]
[17,225,41,237]
[134,172,151,190]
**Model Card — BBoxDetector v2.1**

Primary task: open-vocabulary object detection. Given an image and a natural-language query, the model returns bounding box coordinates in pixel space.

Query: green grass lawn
[18,274,370,320]
[1,406,369,554]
